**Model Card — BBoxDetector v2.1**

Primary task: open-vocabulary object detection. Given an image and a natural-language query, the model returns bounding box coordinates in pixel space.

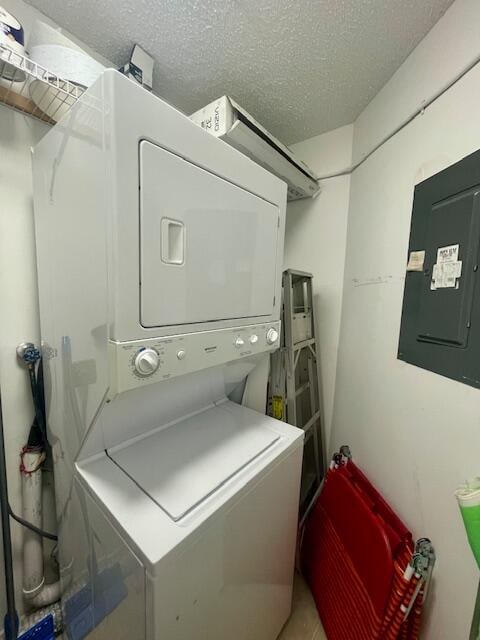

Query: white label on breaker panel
[406,250,425,272]
[437,244,459,263]
[431,244,462,289]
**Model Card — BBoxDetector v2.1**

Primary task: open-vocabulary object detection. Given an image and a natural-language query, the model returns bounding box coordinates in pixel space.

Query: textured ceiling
[24,0,454,144]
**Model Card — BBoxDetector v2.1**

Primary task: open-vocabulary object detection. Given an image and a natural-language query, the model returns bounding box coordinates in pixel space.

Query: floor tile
[59,572,325,640]
[312,624,328,640]
[278,572,325,640]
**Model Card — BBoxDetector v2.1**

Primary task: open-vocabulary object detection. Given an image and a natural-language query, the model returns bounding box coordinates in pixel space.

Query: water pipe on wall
[21,449,60,609]
[15,343,60,611]
[0,387,61,640]
[315,50,480,181]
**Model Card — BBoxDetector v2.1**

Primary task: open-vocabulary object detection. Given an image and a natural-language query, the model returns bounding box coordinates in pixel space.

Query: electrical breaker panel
[398,149,480,388]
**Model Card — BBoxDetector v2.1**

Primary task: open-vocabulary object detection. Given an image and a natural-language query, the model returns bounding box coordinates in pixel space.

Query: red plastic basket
[301,457,424,640]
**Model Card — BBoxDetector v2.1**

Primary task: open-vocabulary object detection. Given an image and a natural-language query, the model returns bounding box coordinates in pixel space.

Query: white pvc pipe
[28,580,61,608]
[22,451,44,600]
[21,450,60,608]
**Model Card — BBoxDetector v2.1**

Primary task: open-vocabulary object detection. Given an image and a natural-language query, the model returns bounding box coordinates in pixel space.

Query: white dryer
[33,70,303,640]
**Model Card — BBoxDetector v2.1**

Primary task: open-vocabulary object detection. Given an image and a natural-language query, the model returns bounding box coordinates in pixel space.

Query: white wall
[330,1,480,638]
[0,0,112,619]
[285,125,352,451]
[0,106,52,617]
[353,0,480,165]
[0,0,54,617]
[1,0,477,636]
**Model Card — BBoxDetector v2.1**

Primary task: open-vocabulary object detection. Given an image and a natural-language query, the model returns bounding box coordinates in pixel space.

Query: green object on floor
[456,478,480,569]
[469,581,480,640]
[456,478,480,639]
[460,503,480,569]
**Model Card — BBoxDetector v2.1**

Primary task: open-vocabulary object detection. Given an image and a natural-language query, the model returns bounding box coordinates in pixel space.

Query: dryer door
[139,140,280,328]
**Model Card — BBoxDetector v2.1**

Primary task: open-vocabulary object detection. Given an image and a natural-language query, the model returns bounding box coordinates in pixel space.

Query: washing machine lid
[107,402,280,522]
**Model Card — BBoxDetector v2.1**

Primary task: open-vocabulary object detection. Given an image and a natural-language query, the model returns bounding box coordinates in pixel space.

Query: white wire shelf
[0,43,85,124]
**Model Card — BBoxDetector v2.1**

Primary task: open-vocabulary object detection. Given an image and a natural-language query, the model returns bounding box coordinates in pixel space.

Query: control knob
[234,337,245,349]
[134,348,160,376]
[266,328,279,345]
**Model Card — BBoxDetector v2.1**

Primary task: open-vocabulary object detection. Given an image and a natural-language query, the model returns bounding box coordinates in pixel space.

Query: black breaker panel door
[398,149,480,388]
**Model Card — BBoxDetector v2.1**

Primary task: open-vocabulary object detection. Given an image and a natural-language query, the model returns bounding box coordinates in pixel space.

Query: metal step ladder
[269,269,325,516]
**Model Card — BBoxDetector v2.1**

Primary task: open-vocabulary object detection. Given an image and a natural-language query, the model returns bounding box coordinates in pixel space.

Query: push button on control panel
[177,350,186,360]
[249,334,258,344]
[234,337,245,349]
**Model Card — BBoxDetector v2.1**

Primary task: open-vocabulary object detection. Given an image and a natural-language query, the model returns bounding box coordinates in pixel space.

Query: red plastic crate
[301,459,417,640]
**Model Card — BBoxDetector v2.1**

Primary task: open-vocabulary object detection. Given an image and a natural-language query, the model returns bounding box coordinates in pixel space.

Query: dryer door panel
[139,140,279,328]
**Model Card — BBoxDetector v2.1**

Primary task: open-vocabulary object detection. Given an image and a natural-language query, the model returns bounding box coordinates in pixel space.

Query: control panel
[109,321,281,397]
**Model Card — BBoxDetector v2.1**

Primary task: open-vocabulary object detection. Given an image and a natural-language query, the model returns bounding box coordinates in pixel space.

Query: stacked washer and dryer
[33,69,303,640]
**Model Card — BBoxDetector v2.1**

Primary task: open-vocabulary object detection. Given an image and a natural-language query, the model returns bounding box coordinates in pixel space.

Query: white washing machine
[33,70,303,640]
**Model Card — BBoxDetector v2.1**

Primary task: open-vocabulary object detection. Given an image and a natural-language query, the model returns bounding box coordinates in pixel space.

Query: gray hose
[8,506,58,542]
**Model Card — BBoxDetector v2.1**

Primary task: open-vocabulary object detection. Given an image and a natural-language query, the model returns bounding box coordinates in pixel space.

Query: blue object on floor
[64,563,128,640]
[18,614,54,640]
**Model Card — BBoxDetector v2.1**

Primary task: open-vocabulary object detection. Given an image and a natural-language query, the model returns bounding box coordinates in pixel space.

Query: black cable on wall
[0,391,19,640]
